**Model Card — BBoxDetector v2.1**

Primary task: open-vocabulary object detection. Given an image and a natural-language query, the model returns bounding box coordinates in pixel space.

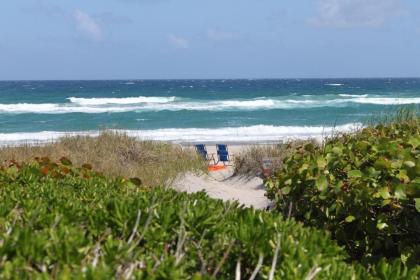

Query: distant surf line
[0,96,418,114]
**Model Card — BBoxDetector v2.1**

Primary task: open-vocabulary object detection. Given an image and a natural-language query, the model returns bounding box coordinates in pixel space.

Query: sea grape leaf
[317,157,327,169]
[397,170,410,183]
[298,163,309,174]
[391,160,402,169]
[408,136,420,149]
[304,143,315,152]
[378,187,391,199]
[377,222,388,230]
[394,185,407,200]
[381,199,391,206]
[415,198,420,213]
[355,141,369,152]
[348,170,362,178]
[374,158,392,170]
[60,157,72,166]
[316,175,328,191]
[6,166,18,177]
[332,147,343,155]
[281,187,291,195]
[345,215,356,223]
[404,161,416,168]
[129,177,142,186]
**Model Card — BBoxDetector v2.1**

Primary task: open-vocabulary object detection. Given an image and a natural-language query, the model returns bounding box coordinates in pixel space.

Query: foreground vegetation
[1,158,419,279]
[0,132,206,186]
[266,115,420,267]
[1,111,419,278]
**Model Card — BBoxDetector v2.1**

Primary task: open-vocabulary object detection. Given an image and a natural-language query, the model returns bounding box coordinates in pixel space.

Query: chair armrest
[208,153,216,164]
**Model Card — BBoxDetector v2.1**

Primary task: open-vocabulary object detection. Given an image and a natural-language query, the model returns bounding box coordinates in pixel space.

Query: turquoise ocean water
[0,79,419,144]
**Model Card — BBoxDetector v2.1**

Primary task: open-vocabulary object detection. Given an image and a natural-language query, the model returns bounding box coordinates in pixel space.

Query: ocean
[0,78,419,144]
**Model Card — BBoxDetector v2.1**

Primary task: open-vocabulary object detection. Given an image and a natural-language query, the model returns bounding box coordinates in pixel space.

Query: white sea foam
[350,97,420,105]
[1,96,419,114]
[0,103,137,114]
[68,96,176,105]
[0,124,361,145]
[0,103,62,113]
[325,83,343,86]
[339,94,368,98]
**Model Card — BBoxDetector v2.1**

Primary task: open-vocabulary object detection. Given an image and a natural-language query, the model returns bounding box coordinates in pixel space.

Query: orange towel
[208,165,226,172]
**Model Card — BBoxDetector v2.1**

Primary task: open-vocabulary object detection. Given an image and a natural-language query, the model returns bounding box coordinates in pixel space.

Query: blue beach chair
[216,144,232,165]
[195,144,215,164]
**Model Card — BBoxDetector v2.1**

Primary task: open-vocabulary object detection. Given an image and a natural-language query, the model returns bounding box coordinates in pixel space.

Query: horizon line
[1,76,419,82]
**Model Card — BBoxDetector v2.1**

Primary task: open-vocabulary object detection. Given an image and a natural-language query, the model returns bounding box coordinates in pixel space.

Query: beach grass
[0,131,206,186]
[233,140,316,178]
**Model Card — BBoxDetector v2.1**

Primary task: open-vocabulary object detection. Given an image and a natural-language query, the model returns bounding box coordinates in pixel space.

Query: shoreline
[0,123,361,147]
[0,138,300,149]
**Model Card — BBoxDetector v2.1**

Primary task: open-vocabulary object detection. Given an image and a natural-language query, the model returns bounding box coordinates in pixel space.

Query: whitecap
[0,123,362,146]
[351,97,420,105]
[0,96,419,114]
[68,96,176,105]
[325,83,343,86]
[339,94,369,98]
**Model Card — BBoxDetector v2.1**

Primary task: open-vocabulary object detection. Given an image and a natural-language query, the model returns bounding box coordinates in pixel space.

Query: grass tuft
[0,131,206,186]
[234,140,316,178]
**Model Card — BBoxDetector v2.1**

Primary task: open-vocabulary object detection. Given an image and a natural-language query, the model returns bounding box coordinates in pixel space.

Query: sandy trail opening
[172,166,271,209]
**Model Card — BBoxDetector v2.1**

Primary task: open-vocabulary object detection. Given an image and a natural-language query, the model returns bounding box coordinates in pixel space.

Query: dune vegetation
[0,111,419,279]
[1,158,419,279]
[233,140,316,178]
[266,112,420,267]
[0,132,206,187]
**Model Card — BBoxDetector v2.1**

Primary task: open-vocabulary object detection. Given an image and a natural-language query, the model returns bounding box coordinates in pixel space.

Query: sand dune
[172,166,271,209]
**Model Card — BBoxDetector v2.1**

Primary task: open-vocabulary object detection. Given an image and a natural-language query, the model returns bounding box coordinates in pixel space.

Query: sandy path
[172,166,271,209]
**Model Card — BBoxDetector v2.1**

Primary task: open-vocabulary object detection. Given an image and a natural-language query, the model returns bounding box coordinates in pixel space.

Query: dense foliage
[266,118,420,266]
[1,159,419,278]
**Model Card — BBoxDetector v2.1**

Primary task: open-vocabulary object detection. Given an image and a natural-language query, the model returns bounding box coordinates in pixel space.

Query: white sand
[172,144,272,209]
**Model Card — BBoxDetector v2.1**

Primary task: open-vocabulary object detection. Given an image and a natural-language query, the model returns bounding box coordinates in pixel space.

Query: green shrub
[266,118,420,265]
[1,159,418,278]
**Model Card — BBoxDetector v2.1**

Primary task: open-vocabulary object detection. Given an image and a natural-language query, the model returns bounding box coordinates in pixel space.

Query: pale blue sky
[1,0,419,80]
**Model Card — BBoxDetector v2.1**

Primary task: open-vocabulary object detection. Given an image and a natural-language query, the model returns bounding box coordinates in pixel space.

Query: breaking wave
[338,94,369,98]
[68,96,176,105]
[0,96,419,114]
[0,123,361,145]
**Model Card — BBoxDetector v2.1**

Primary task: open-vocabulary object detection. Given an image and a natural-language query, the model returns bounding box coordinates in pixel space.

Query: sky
[0,0,419,80]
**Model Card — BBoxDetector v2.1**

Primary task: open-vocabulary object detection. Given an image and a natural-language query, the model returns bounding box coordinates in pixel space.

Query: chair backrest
[218,152,229,162]
[195,144,208,159]
[216,144,228,154]
[216,144,229,162]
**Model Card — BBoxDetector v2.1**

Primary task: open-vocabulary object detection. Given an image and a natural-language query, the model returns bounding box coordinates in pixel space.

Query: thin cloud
[96,12,133,25]
[168,34,189,49]
[22,1,67,17]
[207,29,235,42]
[308,0,404,28]
[73,9,103,41]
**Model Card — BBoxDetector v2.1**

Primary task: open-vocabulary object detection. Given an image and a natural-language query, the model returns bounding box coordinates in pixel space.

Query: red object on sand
[261,157,273,177]
[208,165,226,172]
